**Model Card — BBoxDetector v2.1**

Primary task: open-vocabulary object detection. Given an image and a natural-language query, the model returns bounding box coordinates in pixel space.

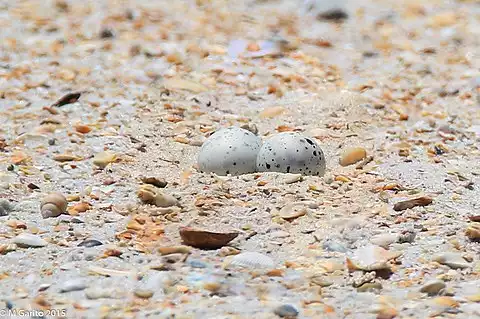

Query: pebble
[322,238,348,253]
[283,174,303,184]
[0,199,13,216]
[433,253,471,269]
[397,230,416,243]
[273,304,299,318]
[13,233,48,248]
[420,280,446,296]
[59,279,87,293]
[78,239,103,247]
[339,147,367,166]
[85,288,119,299]
[140,176,167,188]
[134,289,154,299]
[187,259,208,268]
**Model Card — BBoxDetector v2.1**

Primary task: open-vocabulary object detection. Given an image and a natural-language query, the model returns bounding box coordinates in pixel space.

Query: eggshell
[198,127,261,176]
[256,132,326,176]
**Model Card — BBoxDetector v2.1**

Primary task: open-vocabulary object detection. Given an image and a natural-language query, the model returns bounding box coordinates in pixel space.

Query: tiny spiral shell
[40,192,68,218]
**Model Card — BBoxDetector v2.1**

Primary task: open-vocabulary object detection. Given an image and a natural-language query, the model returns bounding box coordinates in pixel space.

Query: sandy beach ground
[0,0,479,318]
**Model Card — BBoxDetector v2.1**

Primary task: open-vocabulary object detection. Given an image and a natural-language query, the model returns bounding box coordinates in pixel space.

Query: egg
[256,132,326,176]
[197,126,262,176]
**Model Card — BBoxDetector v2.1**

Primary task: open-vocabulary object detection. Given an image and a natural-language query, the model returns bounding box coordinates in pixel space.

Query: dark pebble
[0,199,13,216]
[187,259,207,268]
[317,9,348,21]
[78,239,103,247]
[273,304,299,318]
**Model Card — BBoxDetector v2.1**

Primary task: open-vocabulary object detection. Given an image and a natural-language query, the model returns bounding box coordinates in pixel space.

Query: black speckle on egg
[304,147,308,150]
[233,162,236,166]
[271,159,274,162]
[313,151,317,156]
[305,138,314,145]
[266,163,271,169]
[276,164,280,168]
[226,170,230,174]
[299,139,305,143]
[287,166,290,173]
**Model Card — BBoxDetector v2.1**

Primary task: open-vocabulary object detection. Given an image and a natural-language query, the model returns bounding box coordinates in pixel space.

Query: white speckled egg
[256,132,326,176]
[197,127,262,176]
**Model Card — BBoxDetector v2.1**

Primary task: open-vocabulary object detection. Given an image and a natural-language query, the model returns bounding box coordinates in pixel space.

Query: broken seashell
[346,245,402,272]
[179,227,239,249]
[225,251,275,269]
[339,147,367,166]
[137,184,178,207]
[93,151,117,169]
[278,202,308,221]
[393,196,432,211]
[53,153,82,162]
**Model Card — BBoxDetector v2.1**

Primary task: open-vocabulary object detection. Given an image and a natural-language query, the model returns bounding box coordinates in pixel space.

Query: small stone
[317,8,348,21]
[273,304,299,318]
[78,239,103,247]
[141,177,167,188]
[13,233,48,248]
[397,230,416,243]
[53,153,82,162]
[187,259,208,268]
[420,280,446,296]
[59,279,87,293]
[339,147,367,166]
[0,199,14,216]
[134,289,154,299]
[85,288,119,299]
[433,253,471,269]
[100,27,115,39]
[283,174,303,184]
[322,238,348,253]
